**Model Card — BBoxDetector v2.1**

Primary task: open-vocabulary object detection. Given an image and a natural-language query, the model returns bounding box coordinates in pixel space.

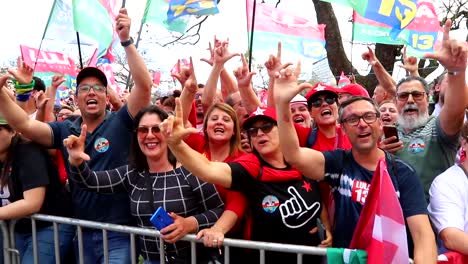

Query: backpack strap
[306,128,319,148]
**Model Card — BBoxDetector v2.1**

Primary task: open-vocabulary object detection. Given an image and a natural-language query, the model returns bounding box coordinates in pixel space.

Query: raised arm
[202,40,239,113]
[233,54,261,113]
[64,124,128,193]
[406,214,437,264]
[160,98,233,188]
[273,63,325,180]
[264,42,292,108]
[174,58,198,127]
[116,8,152,117]
[36,75,64,122]
[362,47,396,96]
[425,19,468,137]
[399,46,420,77]
[0,76,53,147]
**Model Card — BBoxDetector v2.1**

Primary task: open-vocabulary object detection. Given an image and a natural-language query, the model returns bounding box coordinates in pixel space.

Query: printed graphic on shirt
[407,138,425,154]
[351,180,370,205]
[94,137,110,153]
[262,195,280,213]
[0,185,10,206]
[279,186,320,228]
[302,180,312,192]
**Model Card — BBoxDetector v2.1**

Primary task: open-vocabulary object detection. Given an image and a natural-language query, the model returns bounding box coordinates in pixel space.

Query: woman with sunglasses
[63,105,224,263]
[160,100,332,263]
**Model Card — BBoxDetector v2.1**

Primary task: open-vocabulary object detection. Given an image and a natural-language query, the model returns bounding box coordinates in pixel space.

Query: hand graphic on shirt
[279,186,320,229]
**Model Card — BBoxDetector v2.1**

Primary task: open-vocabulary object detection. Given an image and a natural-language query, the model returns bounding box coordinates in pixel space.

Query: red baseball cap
[242,107,277,130]
[305,83,337,100]
[338,83,369,97]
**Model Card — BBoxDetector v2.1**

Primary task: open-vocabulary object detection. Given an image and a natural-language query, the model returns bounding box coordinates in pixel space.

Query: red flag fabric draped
[438,252,468,264]
[350,158,409,264]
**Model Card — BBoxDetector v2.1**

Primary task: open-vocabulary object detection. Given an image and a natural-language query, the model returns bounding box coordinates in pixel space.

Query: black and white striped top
[70,163,224,261]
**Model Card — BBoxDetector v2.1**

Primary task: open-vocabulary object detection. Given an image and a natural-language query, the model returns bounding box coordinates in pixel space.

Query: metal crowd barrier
[0,214,415,264]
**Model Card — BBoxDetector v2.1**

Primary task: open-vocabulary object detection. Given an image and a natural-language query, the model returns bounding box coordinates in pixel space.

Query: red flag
[153,71,161,86]
[350,158,408,264]
[438,252,468,264]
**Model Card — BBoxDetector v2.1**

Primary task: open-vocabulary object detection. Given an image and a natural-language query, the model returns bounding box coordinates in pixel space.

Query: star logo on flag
[253,107,265,116]
[315,84,325,91]
[302,181,312,192]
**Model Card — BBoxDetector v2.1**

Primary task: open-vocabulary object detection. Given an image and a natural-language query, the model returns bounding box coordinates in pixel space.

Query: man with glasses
[273,68,437,262]
[380,20,468,202]
[0,8,153,263]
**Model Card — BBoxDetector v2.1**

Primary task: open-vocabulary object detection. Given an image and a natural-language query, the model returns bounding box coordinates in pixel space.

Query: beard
[398,104,429,131]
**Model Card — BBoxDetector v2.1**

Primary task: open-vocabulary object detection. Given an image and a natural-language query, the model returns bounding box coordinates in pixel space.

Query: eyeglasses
[247,123,275,137]
[342,112,379,126]
[310,96,337,108]
[77,84,107,94]
[136,125,161,135]
[396,91,425,101]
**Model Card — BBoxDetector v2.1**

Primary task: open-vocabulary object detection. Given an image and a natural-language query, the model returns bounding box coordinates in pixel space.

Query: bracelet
[14,79,35,89]
[447,70,459,76]
[15,87,34,94]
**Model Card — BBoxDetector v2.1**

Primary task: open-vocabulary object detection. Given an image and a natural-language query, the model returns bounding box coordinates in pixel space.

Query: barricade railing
[0,214,415,264]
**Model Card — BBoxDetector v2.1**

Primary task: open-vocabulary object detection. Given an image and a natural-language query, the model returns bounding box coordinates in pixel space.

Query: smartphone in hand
[150,207,174,230]
[317,218,326,241]
[383,125,399,144]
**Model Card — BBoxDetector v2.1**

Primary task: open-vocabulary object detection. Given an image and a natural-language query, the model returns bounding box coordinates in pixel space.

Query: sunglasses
[247,123,275,137]
[396,91,425,101]
[77,84,107,94]
[310,96,337,108]
[136,125,161,135]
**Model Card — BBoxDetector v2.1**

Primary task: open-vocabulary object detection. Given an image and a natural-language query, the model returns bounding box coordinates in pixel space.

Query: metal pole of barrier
[297,253,303,264]
[77,226,84,264]
[224,245,229,264]
[159,237,165,264]
[53,223,60,264]
[31,219,38,264]
[260,249,265,264]
[130,234,136,264]
[190,241,196,264]
[9,220,18,264]
[0,220,11,264]
[102,229,109,264]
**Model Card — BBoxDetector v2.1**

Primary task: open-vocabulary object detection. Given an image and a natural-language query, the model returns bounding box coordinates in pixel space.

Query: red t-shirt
[295,124,352,151]
[185,133,248,220]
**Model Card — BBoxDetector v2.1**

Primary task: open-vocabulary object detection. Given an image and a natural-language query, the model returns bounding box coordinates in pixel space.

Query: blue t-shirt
[323,149,428,249]
[49,105,134,224]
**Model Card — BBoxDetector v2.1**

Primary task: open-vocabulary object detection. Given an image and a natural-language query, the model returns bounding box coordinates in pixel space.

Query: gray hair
[396,76,430,94]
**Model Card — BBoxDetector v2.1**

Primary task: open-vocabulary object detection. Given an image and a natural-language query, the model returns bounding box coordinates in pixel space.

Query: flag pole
[124,21,145,91]
[248,0,257,72]
[35,0,58,71]
[76,32,84,69]
[350,11,355,72]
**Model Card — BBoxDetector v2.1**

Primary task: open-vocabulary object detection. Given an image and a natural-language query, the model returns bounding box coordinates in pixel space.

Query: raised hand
[233,54,256,88]
[424,19,467,73]
[159,98,198,146]
[200,36,223,66]
[63,124,90,166]
[399,46,418,74]
[264,42,292,78]
[184,57,198,93]
[8,57,33,84]
[273,61,311,104]
[362,46,378,66]
[34,91,50,110]
[115,8,131,42]
[212,40,239,67]
[0,75,10,93]
[171,59,191,88]
[51,75,65,89]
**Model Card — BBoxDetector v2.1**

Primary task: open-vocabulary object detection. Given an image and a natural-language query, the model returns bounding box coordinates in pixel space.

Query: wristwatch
[121,37,134,47]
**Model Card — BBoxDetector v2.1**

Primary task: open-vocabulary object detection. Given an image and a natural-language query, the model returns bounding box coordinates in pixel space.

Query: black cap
[76,67,108,87]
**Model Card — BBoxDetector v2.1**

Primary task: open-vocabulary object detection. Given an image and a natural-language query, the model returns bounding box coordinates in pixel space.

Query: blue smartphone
[317,218,326,241]
[150,207,174,230]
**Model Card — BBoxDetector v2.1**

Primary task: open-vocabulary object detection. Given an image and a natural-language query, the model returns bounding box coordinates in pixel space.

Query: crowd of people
[0,7,467,264]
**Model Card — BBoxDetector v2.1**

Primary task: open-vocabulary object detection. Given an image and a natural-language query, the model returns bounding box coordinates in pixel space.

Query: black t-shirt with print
[0,142,72,233]
[228,153,322,263]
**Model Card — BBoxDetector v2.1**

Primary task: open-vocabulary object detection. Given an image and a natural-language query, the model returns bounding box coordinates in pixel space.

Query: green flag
[72,0,114,57]
[326,248,367,264]
[142,0,188,34]
[320,0,366,16]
